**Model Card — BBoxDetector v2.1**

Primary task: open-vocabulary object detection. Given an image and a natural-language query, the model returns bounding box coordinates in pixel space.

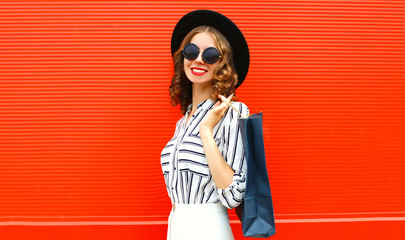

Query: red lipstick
[191,67,208,76]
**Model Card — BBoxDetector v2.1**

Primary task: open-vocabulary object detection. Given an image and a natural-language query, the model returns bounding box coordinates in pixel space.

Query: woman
[161,10,250,240]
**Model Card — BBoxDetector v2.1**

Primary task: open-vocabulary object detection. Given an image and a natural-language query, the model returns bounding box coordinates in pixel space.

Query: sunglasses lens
[182,44,199,60]
[203,47,220,64]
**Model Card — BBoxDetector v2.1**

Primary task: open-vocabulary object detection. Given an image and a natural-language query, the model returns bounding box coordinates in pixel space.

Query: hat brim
[171,10,249,89]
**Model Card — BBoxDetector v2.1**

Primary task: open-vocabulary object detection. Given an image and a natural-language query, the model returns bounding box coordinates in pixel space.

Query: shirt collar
[198,98,214,110]
[186,98,215,114]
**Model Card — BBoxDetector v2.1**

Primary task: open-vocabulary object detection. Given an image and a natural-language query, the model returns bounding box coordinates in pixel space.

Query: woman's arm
[199,95,234,189]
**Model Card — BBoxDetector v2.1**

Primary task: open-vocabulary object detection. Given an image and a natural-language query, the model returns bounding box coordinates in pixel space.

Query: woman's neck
[190,82,212,115]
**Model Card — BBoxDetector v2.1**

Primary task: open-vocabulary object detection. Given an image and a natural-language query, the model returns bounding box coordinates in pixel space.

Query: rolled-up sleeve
[217,102,249,209]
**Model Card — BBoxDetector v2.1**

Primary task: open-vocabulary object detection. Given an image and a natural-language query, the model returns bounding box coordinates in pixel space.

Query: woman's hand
[199,94,233,135]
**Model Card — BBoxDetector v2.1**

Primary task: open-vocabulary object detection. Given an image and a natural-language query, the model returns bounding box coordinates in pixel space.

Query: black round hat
[171,10,250,88]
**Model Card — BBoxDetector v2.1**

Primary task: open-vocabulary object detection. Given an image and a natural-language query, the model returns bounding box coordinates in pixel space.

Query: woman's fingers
[218,94,234,111]
[218,94,233,103]
[218,94,227,103]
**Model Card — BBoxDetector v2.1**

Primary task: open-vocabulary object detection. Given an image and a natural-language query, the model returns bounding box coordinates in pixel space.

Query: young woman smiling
[161,10,250,240]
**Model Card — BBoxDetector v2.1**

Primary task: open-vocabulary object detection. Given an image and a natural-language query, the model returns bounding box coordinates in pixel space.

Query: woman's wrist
[199,125,213,138]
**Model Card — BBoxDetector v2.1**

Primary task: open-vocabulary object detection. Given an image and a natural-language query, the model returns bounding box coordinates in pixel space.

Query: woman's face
[183,32,220,87]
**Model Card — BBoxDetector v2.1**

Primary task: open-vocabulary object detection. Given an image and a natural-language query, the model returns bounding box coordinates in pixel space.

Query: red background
[1,1,404,239]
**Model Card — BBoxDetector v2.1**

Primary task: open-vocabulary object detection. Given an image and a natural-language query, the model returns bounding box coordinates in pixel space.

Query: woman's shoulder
[231,101,248,109]
[226,101,249,119]
[174,114,186,127]
[230,101,249,112]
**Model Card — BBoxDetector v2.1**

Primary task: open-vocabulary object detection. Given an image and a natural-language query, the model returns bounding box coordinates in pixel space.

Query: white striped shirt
[161,99,249,209]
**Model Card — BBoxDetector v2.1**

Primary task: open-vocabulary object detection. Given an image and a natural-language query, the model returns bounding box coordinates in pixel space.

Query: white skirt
[167,203,234,240]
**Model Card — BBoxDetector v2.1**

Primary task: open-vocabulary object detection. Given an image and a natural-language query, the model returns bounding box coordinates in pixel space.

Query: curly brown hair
[169,26,239,115]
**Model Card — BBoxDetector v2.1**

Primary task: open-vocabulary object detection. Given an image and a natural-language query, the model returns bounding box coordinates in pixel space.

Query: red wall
[1,1,404,239]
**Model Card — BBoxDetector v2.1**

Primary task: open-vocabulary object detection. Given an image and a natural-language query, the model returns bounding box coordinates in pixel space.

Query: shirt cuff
[217,171,246,209]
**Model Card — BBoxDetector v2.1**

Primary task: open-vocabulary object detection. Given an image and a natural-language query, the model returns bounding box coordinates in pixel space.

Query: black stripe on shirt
[178,159,209,168]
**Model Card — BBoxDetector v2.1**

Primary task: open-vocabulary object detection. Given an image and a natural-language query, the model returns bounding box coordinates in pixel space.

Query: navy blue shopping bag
[236,112,276,238]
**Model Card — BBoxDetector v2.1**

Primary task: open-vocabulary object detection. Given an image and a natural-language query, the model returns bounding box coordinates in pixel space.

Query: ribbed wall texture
[1,1,405,239]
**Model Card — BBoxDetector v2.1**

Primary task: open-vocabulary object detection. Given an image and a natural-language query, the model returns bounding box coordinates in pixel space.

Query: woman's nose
[194,51,205,64]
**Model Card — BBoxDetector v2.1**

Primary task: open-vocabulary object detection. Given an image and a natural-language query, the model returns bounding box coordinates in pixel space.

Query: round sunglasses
[182,43,221,64]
